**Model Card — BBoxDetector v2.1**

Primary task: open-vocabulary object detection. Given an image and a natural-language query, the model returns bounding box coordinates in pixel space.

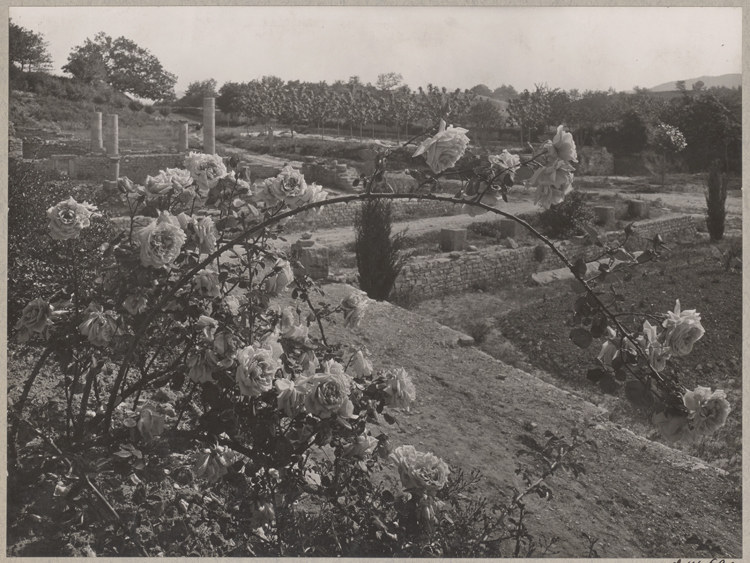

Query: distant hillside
[650,73,741,92]
[474,94,509,114]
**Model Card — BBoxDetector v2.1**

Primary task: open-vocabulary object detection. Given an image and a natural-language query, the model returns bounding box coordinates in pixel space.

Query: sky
[9,6,742,96]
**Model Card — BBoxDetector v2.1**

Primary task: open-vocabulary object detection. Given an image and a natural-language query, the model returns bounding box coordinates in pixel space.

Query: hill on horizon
[650,73,741,92]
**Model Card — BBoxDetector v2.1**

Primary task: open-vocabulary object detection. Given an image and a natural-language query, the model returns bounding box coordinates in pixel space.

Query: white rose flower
[546,125,578,163]
[413,119,470,174]
[297,364,354,419]
[194,268,221,298]
[341,291,370,328]
[79,303,121,347]
[183,152,228,192]
[236,342,281,398]
[343,434,379,459]
[137,211,187,269]
[265,259,294,295]
[381,367,416,408]
[489,150,521,171]
[351,350,373,378]
[683,386,731,436]
[662,300,705,356]
[390,445,450,495]
[47,197,98,241]
[275,377,306,417]
[15,298,54,342]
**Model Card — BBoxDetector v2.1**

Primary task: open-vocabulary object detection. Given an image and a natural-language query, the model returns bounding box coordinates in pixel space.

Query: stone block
[594,206,615,225]
[291,242,329,280]
[628,200,650,219]
[440,228,467,252]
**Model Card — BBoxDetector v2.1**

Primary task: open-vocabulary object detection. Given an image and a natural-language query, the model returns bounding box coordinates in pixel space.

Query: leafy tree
[565,90,616,146]
[278,83,311,141]
[9,19,52,72]
[177,78,218,106]
[376,72,403,91]
[663,93,741,172]
[493,84,518,100]
[675,80,687,92]
[507,86,551,144]
[63,32,177,101]
[470,84,493,97]
[692,80,705,91]
[239,76,284,134]
[464,99,505,143]
[217,81,248,118]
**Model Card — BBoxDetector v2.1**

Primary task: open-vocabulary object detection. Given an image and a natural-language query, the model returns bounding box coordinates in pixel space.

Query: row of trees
[176,75,504,143]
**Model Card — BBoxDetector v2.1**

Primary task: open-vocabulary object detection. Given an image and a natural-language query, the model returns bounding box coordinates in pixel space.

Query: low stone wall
[301,162,358,192]
[391,215,696,300]
[284,198,460,232]
[74,153,185,183]
[23,139,91,159]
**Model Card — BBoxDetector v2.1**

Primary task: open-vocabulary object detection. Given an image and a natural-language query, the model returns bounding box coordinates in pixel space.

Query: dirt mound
[320,283,741,558]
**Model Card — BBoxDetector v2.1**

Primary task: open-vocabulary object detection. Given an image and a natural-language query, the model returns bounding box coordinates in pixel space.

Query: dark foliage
[705,160,728,241]
[355,199,406,301]
[7,160,114,324]
[536,191,594,240]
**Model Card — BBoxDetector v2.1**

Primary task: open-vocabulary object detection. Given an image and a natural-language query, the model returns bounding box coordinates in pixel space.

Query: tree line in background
[9,21,742,173]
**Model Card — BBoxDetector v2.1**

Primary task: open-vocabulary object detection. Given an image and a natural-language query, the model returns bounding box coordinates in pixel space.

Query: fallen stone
[448,251,462,259]
[457,335,475,347]
[440,228,467,252]
[466,245,478,252]
[503,237,519,249]
[300,232,313,240]
[291,242,329,280]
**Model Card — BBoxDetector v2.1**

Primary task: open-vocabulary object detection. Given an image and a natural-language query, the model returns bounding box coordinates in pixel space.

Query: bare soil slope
[320,284,741,558]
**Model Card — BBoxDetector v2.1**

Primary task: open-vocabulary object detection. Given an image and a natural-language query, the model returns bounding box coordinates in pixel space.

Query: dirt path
[318,283,741,558]
[270,192,540,251]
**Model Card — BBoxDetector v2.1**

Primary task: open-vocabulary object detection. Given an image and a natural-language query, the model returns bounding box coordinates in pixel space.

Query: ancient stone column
[106,114,119,156]
[178,120,189,152]
[203,97,216,154]
[91,112,103,152]
[108,156,121,182]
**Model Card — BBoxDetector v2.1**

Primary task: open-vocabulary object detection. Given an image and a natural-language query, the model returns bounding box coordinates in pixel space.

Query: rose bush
[9,112,731,556]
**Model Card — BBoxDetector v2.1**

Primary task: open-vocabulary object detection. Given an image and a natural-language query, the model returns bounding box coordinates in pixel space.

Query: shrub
[355,198,406,301]
[144,104,156,114]
[159,106,172,117]
[536,190,594,239]
[466,319,493,343]
[128,99,144,112]
[705,160,728,241]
